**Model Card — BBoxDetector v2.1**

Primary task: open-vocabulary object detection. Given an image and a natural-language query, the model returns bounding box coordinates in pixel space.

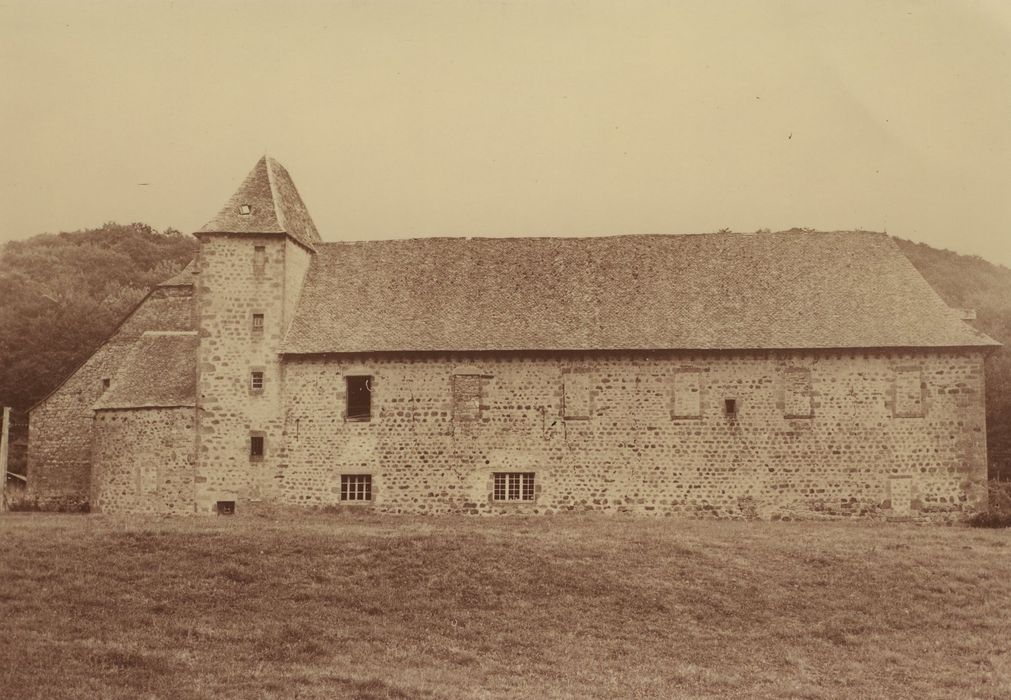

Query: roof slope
[198,157,321,250]
[282,231,997,354]
[94,331,198,410]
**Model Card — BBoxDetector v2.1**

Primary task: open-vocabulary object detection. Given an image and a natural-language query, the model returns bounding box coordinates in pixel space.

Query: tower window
[252,313,264,334]
[253,245,266,275]
[346,375,372,421]
[724,399,738,416]
[250,371,264,392]
[250,434,265,460]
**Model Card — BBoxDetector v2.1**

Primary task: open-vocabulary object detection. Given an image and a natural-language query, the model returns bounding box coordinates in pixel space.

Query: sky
[2,0,1010,266]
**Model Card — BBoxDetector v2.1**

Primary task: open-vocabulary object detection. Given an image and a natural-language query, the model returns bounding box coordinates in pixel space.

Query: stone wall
[273,349,989,521]
[91,407,196,514]
[27,286,194,509]
[194,234,310,513]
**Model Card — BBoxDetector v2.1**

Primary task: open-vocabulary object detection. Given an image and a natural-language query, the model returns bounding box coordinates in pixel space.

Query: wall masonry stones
[272,349,988,521]
[91,407,197,514]
[27,286,194,509]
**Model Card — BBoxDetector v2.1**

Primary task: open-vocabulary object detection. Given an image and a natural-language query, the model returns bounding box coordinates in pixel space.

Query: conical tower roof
[198,156,321,250]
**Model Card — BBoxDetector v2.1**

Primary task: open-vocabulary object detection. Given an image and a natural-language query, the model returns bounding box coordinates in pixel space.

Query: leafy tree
[0,223,197,412]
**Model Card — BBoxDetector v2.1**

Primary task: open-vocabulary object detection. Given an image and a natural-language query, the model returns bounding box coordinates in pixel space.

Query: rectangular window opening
[493,472,535,502]
[249,434,264,460]
[340,474,372,502]
[101,377,111,391]
[253,245,266,275]
[251,313,264,334]
[346,375,372,421]
[216,500,235,515]
[724,399,738,417]
[250,371,264,392]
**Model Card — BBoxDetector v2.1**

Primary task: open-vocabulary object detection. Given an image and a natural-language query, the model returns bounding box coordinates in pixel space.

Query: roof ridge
[263,155,288,234]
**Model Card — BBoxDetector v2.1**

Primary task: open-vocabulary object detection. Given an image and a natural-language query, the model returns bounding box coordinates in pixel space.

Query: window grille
[250,371,264,391]
[341,474,372,501]
[252,313,264,333]
[493,472,535,501]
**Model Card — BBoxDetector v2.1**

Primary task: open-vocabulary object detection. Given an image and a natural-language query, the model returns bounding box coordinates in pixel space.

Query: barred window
[251,313,264,334]
[341,474,372,501]
[250,371,264,392]
[493,472,535,501]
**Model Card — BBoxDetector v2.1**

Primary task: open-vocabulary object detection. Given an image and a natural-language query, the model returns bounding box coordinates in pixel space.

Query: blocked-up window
[783,368,813,418]
[493,472,535,501]
[453,375,484,422]
[253,245,267,276]
[894,367,925,417]
[672,370,702,418]
[563,371,591,419]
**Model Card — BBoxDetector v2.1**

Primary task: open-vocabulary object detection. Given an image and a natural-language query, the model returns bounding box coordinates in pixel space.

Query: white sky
[2,0,1010,266]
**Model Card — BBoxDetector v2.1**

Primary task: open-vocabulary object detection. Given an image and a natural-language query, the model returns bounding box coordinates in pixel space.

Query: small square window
[252,313,264,334]
[724,399,738,416]
[216,500,236,515]
[346,375,372,421]
[250,434,264,460]
[493,472,535,501]
[250,371,264,392]
[341,474,372,501]
[238,204,252,215]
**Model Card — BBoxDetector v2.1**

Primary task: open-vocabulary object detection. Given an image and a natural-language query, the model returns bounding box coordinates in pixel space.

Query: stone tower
[193,157,320,513]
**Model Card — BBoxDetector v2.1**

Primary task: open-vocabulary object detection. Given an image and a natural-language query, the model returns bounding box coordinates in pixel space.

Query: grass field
[0,512,1008,699]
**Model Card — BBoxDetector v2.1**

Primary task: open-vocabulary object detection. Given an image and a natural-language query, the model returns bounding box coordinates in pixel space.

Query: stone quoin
[26,157,999,519]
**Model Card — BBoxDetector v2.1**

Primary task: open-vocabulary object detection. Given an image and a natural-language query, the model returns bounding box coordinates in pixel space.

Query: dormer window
[238,204,252,215]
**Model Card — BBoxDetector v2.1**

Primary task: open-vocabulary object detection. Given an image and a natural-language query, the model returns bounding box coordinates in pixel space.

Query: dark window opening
[252,313,264,334]
[216,500,236,515]
[101,377,111,391]
[493,472,535,501]
[250,371,264,392]
[250,435,264,460]
[346,375,372,421]
[724,399,738,416]
[341,474,372,501]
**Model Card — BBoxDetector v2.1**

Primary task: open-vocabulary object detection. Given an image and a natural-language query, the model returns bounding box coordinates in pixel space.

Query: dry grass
[0,512,1009,699]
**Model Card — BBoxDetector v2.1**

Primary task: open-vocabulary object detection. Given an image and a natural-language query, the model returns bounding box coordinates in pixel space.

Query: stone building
[27,157,999,519]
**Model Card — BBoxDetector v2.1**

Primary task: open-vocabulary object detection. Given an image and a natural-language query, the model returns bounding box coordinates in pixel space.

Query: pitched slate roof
[94,332,198,410]
[198,157,321,250]
[281,231,997,354]
[158,259,196,287]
